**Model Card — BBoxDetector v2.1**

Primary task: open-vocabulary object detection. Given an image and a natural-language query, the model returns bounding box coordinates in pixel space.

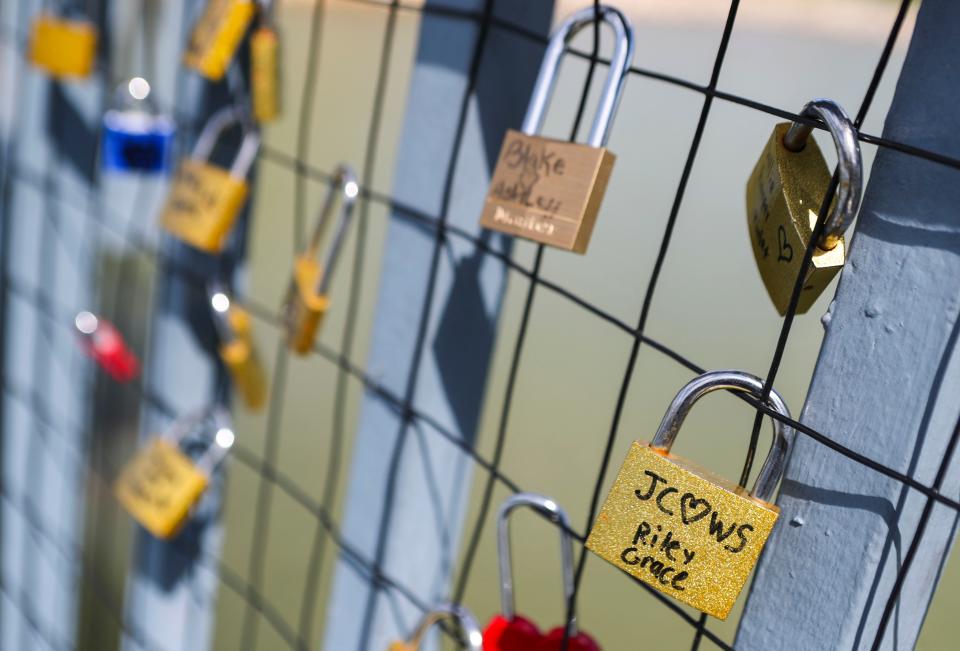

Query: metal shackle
[782,98,862,251]
[191,106,261,179]
[163,406,236,476]
[523,5,635,148]
[650,370,794,504]
[305,165,359,295]
[497,492,577,635]
[109,77,160,114]
[404,602,483,651]
[208,284,239,344]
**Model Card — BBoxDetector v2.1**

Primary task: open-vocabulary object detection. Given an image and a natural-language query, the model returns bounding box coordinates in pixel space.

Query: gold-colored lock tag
[479,130,615,253]
[220,306,268,410]
[284,256,330,355]
[28,15,97,78]
[160,159,249,252]
[586,442,779,620]
[113,438,209,540]
[251,26,281,123]
[746,123,845,315]
[388,644,414,651]
[184,0,256,80]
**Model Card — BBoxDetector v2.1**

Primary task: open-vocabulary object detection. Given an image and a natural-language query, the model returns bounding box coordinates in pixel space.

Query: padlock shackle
[208,284,238,344]
[496,492,577,635]
[782,98,862,251]
[305,165,359,295]
[192,106,261,179]
[404,602,483,651]
[650,370,793,503]
[163,406,236,476]
[522,5,634,148]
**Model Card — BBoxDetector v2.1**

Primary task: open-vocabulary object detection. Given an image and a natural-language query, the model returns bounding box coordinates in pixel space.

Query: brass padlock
[114,408,235,539]
[160,107,260,253]
[746,98,862,314]
[282,166,358,355]
[479,5,634,254]
[586,370,794,620]
[251,1,281,123]
[210,287,268,410]
[184,0,256,80]
[28,13,98,79]
[388,602,483,651]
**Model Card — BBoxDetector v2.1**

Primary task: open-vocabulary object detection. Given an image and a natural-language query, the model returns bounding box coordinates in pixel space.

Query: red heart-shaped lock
[538,627,600,651]
[483,614,544,650]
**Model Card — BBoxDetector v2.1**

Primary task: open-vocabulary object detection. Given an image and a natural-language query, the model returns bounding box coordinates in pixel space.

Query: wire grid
[0,0,959,650]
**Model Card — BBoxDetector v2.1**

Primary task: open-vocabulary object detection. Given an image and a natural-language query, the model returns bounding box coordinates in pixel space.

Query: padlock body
[586,442,779,620]
[184,0,256,80]
[387,644,415,651]
[746,123,846,315]
[283,257,330,355]
[540,627,600,651]
[80,321,140,383]
[480,130,615,253]
[29,15,97,78]
[114,438,209,539]
[102,111,176,174]
[220,306,268,410]
[160,159,248,252]
[483,614,542,651]
[251,27,281,123]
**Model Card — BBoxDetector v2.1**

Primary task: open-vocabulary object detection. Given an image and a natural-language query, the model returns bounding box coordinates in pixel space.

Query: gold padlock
[160,107,260,253]
[210,287,268,410]
[586,370,794,620]
[28,13,98,79]
[184,0,256,80]
[282,166,358,355]
[114,408,235,539]
[388,602,483,651]
[479,5,634,254]
[746,99,862,315]
[251,2,281,123]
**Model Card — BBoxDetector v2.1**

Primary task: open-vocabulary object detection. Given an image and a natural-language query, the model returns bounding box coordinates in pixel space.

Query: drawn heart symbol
[538,627,601,651]
[679,493,711,525]
[483,614,544,651]
[777,224,794,263]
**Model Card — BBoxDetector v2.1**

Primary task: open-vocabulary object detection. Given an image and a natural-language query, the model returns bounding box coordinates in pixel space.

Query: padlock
[251,1,281,123]
[388,602,483,651]
[282,166,358,354]
[160,106,260,253]
[479,5,634,254]
[114,408,235,539]
[585,370,794,620]
[102,77,176,174]
[28,13,97,78]
[74,311,139,383]
[484,493,600,651]
[210,287,268,410]
[746,98,862,314]
[184,0,256,80]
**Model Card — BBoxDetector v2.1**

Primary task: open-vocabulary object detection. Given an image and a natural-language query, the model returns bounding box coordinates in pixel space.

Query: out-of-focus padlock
[483,493,600,651]
[184,0,256,80]
[210,286,268,410]
[28,12,98,78]
[746,98,862,315]
[114,408,235,539]
[102,77,176,174]
[160,106,260,253]
[479,5,634,254]
[74,311,139,383]
[251,0,281,123]
[388,602,483,651]
[282,165,358,355]
[586,370,794,620]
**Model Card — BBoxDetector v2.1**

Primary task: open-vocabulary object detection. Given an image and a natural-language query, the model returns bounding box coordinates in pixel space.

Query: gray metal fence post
[736,2,960,649]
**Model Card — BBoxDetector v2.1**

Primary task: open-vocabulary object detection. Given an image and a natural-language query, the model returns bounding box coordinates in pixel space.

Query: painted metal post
[736,1,960,649]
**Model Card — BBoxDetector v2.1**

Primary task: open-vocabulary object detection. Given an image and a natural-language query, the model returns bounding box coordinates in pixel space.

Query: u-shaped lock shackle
[523,4,635,147]
[650,370,794,503]
[497,492,578,635]
[781,98,862,252]
[304,165,359,295]
[209,283,238,344]
[400,602,483,651]
[163,406,236,476]
[191,106,261,180]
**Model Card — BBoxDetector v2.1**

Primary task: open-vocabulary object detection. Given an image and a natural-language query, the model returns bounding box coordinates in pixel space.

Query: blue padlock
[102,77,175,174]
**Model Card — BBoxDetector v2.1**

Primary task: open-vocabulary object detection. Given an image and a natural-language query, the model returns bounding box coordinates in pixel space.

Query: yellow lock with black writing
[746,98,862,315]
[479,5,633,254]
[388,603,483,651]
[184,0,256,80]
[283,166,358,355]
[114,408,235,539]
[28,13,98,78]
[251,1,281,123]
[210,287,268,410]
[586,370,795,620]
[160,107,260,253]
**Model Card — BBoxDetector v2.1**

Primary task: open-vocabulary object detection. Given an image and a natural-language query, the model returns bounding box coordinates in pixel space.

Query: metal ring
[649,370,794,503]
[163,406,235,475]
[307,164,359,295]
[407,602,483,651]
[191,106,261,179]
[782,99,862,250]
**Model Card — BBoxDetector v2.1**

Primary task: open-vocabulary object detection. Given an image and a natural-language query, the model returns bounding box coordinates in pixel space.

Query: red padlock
[75,311,139,382]
[539,626,600,651]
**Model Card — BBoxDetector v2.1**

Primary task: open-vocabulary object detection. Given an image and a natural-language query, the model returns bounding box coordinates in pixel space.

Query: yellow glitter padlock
[114,408,235,539]
[282,166,358,355]
[28,14,98,78]
[210,287,268,410]
[250,15,281,123]
[388,603,483,651]
[160,107,260,253]
[586,370,795,620]
[184,0,256,80]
